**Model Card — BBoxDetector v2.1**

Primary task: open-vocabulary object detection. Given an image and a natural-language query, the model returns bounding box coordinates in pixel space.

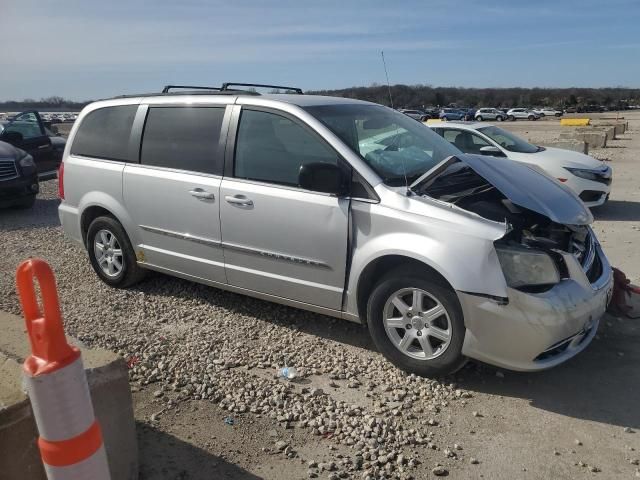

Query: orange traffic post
[16,258,111,480]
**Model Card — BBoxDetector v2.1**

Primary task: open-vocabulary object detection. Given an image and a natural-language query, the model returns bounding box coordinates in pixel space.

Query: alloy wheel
[382,288,452,361]
[93,229,124,277]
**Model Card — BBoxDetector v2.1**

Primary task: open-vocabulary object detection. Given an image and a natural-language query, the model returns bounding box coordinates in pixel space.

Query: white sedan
[429,122,612,207]
[533,107,563,117]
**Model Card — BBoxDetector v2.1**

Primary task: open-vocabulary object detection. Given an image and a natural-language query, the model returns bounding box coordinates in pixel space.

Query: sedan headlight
[17,151,36,173]
[495,245,560,288]
[564,167,599,181]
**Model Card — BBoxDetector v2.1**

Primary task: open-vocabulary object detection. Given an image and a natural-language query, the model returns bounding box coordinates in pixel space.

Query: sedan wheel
[497,116,504,122]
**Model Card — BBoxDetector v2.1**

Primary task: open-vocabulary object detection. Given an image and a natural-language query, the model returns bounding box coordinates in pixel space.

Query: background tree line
[309,84,640,110]
[2,87,639,112]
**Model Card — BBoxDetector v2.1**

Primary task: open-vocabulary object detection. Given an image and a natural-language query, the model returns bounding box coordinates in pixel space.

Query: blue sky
[2,0,639,100]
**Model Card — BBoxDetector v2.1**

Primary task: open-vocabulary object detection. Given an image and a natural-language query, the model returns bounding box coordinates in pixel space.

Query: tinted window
[441,129,490,154]
[141,107,225,174]
[234,109,338,187]
[71,105,137,161]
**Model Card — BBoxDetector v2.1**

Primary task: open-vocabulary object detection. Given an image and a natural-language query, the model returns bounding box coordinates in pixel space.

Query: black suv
[0,111,62,208]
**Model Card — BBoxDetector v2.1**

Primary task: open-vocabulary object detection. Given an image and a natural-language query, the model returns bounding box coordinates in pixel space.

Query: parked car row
[0,111,78,123]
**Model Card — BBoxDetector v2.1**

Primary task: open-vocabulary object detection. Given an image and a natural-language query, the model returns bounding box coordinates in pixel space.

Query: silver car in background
[474,108,507,122]
[58,85,613,376]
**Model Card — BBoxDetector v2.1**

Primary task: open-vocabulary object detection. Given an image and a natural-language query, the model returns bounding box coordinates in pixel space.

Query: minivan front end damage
[418,154,613,370]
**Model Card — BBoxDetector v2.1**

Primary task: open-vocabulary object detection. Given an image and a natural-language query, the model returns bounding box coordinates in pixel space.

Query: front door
[220,107,349,310]
[123,105,229,283]
[1,111,56,176]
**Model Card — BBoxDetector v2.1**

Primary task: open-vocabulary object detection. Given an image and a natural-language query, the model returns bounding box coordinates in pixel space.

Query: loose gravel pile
[1,180,480,479]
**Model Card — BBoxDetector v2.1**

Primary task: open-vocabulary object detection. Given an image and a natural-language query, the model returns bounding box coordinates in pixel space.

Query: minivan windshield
[304,104,460,186]
[477,125,540,154]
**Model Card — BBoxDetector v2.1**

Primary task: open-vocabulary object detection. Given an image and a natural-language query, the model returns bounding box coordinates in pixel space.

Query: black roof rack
[221,83,303,94]
[162,85,223,93]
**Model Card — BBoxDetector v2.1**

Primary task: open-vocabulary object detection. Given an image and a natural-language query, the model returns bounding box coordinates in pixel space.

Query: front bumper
[0,171,39,207]
[459,244,613,371]
[567,173,612,208]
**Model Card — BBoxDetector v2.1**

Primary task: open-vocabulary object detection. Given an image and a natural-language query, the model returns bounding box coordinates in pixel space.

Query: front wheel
[508,115,516,121]
[367,273,466,377]
[476,116,483,122]
[497,115,504,122]
[87,216,146,288]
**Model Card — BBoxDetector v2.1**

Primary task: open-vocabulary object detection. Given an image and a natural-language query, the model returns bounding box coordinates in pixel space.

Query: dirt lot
[1,113,639,479]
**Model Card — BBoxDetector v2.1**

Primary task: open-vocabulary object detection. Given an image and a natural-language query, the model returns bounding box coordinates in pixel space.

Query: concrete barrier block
[561,118,590,126]
[0,311,138,480]
[559,130,607,148]
[539,140,588,154]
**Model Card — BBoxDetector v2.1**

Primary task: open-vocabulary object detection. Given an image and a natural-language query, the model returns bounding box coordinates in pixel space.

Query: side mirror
[298,162,348,196]
[1,130,23,145]
[479,145,505,157]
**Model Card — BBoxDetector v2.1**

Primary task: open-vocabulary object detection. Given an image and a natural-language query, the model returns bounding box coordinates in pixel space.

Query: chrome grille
[0,159,19,181]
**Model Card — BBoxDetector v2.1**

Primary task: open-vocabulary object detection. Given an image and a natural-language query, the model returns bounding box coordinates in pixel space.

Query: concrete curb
[0,311,138,480]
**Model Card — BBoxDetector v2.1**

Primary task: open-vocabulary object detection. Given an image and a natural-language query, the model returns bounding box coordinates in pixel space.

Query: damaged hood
[417,154,593,225]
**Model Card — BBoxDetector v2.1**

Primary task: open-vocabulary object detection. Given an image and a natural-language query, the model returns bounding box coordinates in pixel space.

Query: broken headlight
[495,245,560,288]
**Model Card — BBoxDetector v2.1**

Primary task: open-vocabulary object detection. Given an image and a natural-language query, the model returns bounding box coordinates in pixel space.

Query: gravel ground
[1,113,639,479]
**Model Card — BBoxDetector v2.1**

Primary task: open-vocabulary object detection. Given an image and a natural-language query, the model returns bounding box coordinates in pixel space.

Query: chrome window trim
[125,162,224,180]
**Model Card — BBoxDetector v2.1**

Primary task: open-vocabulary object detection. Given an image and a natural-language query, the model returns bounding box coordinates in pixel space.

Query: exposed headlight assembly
[495,245,560,288]
[564,167,599,181]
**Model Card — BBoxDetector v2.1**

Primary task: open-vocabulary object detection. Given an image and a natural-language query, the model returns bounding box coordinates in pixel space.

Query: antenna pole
[381,51,394,109]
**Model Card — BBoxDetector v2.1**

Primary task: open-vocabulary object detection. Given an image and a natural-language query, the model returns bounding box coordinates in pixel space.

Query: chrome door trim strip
[222,241,331,269]
[139,225,222,248]
[140,225,330,268]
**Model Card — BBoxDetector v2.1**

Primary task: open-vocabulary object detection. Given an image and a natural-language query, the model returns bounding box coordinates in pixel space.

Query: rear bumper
[58,203,84,248]
[0,172,39,207]
[459,245,613,371]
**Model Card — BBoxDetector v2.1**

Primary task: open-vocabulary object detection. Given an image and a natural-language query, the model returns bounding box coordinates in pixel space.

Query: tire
[528,115,535,120]
[539,113,545,117]
[555,113,562,117]
[508,115,515,121]
[86,215,145,288]
[13,195,36,209]
[496,116,504,122]
[476,116,483,122]
[367,271,467,377]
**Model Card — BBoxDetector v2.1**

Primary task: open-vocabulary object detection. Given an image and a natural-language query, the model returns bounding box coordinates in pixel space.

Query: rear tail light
[58,162,65,199]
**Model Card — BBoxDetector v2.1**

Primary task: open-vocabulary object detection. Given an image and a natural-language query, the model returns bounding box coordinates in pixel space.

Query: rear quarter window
[70,105,137,161]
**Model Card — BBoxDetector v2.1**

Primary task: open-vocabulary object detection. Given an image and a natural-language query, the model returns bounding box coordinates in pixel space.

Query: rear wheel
[497,115,504,122]
[87,216,145,288]
[367,272,466,377]
[528,115,536,121]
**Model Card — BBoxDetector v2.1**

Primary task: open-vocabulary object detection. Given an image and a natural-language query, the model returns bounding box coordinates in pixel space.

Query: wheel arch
[79,196,138,249]
[354,254,454,324]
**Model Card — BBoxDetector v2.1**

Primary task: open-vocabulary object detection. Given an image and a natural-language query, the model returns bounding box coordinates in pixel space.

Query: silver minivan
[58,84,613,376]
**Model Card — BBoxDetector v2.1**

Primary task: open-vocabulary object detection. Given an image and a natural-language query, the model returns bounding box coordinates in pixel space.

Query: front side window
[304,104,459,186]
[478,125,539,153]
[234,109,339,188]
[71,105,137,161]
[140,107,225,174]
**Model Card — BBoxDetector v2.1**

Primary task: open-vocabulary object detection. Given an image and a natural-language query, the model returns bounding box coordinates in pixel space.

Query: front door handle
[189,188,215,200]
[225,195,253,206]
